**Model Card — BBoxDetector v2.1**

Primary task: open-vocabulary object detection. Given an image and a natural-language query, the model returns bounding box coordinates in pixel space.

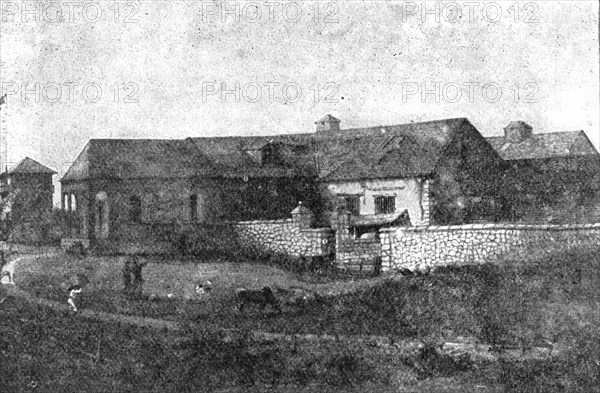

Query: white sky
[0,1,598,206]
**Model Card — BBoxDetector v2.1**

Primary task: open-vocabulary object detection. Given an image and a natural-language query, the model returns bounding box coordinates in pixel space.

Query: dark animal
[415,265,432,277]
[236,286,280,313]
[396,268,414,277]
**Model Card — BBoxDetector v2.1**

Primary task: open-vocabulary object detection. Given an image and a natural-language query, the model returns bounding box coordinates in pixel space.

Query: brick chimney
[504,121,533,143]
[315,114,341,133]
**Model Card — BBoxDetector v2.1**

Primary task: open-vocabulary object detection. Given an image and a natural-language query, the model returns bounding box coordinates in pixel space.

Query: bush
[65,241,87,258]
[168,223,244,259]
[404,342,474,380]
[7,208,80,246]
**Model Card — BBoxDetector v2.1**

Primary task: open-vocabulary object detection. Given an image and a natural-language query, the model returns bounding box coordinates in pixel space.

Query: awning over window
[350,212,408,227]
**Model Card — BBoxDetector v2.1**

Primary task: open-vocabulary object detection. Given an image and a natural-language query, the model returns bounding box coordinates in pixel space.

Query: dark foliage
[65,241,87,258]
[7,208,80,246]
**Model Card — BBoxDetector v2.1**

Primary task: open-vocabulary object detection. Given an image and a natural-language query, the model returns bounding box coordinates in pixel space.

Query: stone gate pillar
[333,209,351,267]
[291,202,313,229]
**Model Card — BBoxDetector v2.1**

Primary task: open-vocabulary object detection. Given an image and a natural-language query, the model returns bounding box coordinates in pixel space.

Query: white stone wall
[234,219,334,257]
[379,223,600,271]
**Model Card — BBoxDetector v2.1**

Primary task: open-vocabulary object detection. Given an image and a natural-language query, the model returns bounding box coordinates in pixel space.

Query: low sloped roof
[61,117,483,182]
[187,134,316,178]
[317,118,467,181]
[486,130,598,161]
[8,157,56,174]
[62,139,202,181]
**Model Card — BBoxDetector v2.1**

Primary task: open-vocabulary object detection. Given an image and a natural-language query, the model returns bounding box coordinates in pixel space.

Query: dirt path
[1,253,556,360]
[3,254,178,330]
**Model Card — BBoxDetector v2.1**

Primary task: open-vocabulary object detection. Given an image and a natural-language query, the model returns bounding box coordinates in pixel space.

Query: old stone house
[487,121,600,223]
[315,116,508,232]
[60,116,514,249]
[60,137,321,245]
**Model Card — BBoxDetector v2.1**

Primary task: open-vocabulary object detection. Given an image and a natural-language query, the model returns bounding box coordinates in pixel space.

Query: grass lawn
[1,296,507,392]
[9,249,600,391]
[16,253,393,334]
[15,250,600,343]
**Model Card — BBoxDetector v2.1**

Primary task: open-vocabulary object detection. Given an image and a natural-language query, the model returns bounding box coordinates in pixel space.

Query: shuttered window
[374,196,395,214]
[344,195,360,215]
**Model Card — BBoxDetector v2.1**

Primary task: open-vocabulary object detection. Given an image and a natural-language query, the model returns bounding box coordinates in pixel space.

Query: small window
[129,196,142,223]
[343,195,360,215]
[375,196,395,214]
[63,193,69,210]
[190,194,198,221]
[70,194,77,212]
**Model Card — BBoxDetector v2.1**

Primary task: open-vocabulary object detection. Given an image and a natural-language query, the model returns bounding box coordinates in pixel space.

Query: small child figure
[67,284,82,312]
[195,280,212,296]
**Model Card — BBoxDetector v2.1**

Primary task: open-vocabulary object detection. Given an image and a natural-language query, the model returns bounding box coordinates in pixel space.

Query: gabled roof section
[187,134,316,178]
[62,139,203,181]
[316,114,340,123]
[487,130,599,161]
[318,118,468,181]
[61,142,90,182]
[60,117,495,183]
[9,157,56,174]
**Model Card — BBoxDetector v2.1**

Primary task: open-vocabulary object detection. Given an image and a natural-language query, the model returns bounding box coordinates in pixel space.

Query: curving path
[1,252,556,360]
[2,254,179,330]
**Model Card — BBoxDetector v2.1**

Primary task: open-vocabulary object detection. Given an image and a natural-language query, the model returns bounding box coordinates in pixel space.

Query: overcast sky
[0,1,598,205]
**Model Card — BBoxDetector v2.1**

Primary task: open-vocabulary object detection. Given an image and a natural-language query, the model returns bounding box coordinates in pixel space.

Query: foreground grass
[15,253,389,334]
[16,250,600,344]
[9,248,600,391]
[1,296,505,392]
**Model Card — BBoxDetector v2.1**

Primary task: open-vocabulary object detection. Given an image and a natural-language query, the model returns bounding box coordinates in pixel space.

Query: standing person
[67,283,82,312]
[130,254,147,298]
[122,256,132,294]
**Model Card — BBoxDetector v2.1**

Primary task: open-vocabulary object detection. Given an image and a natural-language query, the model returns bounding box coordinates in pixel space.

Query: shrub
[7,208,80,246]
[65,241,87,258]
[404,342,474,380]
[167,223,245,259]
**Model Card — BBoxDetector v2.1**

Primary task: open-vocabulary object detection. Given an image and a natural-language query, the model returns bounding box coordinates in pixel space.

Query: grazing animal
[396,268,414,277]
[285,286,323,307]
[236,286,280,313]
[415,265,432,277]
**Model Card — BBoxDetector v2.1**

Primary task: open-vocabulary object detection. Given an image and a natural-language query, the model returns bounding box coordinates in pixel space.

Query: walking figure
[67,284,82,312]
[122,257,133,294]
[123,254,147,298]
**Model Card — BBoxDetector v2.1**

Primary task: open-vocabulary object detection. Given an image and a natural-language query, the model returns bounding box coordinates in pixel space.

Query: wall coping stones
[236,218,294,226]
[383,222,600,233]
[301,228,334,234]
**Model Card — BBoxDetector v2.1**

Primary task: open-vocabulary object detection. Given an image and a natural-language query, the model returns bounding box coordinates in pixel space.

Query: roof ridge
[9,157,57,174]
[317,117,468,137]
